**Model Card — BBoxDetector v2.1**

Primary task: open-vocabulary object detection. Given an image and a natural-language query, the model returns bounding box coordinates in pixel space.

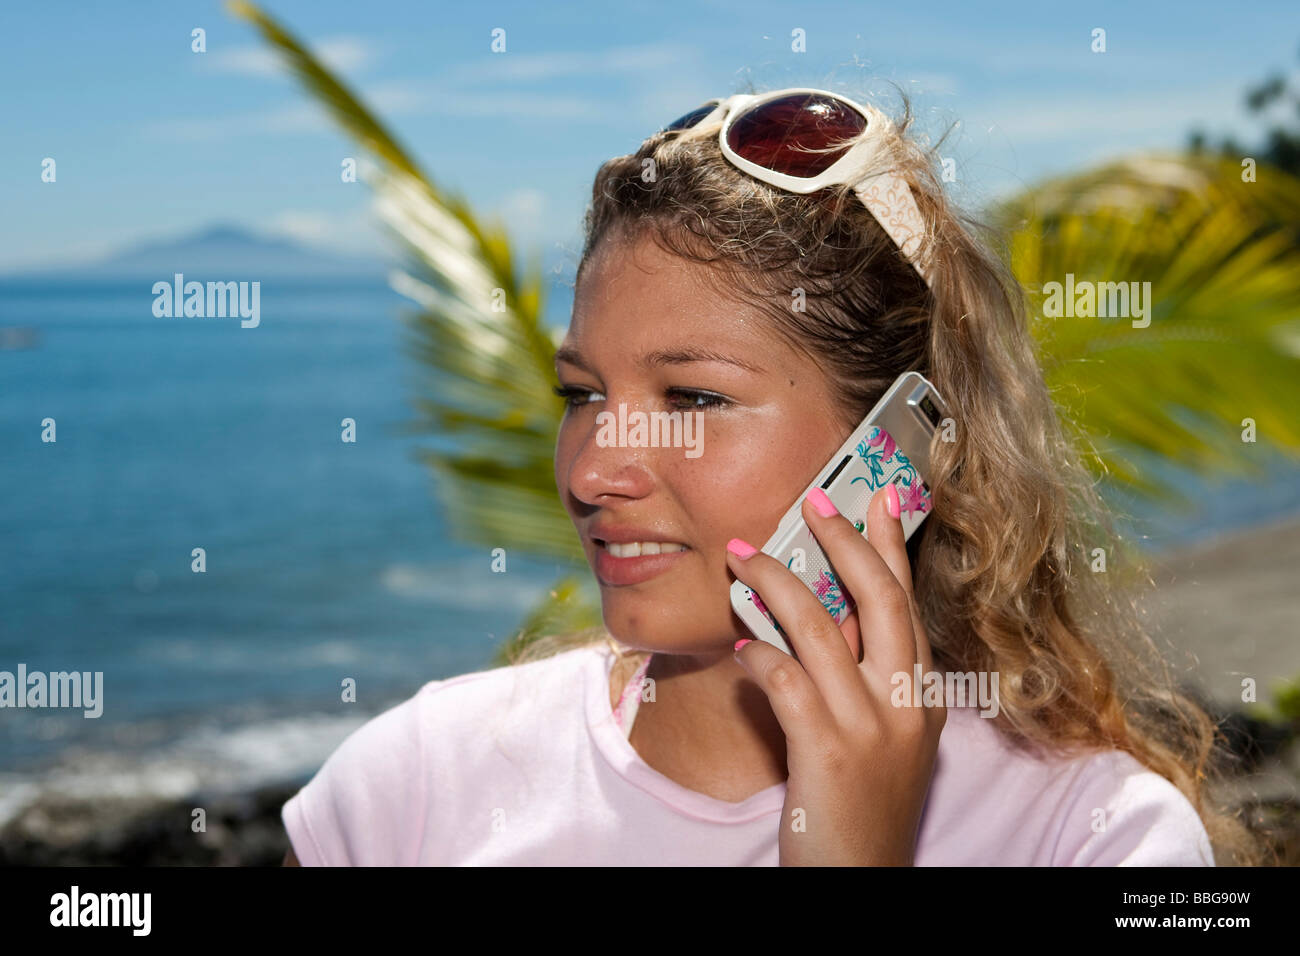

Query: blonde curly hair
[514,85,1269,865]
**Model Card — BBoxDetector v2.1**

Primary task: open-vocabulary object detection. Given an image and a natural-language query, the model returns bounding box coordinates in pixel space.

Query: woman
[280,88,1262,866]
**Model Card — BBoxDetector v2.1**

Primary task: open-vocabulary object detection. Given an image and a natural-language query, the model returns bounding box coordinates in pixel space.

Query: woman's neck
[615,648,789,803]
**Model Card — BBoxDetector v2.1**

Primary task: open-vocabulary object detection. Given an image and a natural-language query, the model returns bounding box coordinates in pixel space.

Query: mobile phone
[728,371,949,657]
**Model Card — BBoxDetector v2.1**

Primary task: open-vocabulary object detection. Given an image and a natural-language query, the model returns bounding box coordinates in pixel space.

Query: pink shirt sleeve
[1054,751,1215,866]
[282,693,427,866]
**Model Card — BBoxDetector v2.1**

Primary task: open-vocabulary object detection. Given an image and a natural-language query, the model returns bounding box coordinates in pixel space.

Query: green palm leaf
[995,153,1300,501]
[227,1,585,581]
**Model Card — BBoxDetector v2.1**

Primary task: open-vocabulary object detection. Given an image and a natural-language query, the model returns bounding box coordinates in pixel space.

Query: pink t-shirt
[281,641,1215,866]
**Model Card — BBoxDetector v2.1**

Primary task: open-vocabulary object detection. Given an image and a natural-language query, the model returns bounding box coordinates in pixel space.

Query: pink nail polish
[806,487,838,517]
[726,538,758,559]
[886,483,901,519]
[734,638,753,652]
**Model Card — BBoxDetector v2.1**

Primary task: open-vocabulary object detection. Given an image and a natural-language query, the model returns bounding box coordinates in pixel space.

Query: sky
[1,0,1297,275]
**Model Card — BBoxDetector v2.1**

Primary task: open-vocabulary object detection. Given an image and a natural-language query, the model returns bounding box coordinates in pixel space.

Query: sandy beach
[1139,514,1300,861]
[1142,514,1300,713]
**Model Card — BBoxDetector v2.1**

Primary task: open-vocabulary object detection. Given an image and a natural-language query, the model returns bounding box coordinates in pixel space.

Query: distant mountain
[4,224,389,281]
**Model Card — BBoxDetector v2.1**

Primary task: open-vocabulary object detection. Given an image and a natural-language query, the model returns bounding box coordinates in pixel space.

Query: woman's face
[554,230,851,654]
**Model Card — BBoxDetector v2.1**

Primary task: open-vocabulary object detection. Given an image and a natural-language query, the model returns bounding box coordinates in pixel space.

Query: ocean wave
[379,561,550,610]
[0,708,379,829]
[138,638,403,671]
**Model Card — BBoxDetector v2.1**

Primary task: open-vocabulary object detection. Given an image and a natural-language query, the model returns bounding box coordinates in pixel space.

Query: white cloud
[204,35,377,76]
[903,73,962,97]
[963,83,1251,145]
[0,236,122,276]
[411,91,600,120]
[263,210,336,244]
[156,41,700,139]
[923,82,1262,206]
[490,189,548,245]
[442,42,690,84]
[144,82,428,141]
[261,207,386,257]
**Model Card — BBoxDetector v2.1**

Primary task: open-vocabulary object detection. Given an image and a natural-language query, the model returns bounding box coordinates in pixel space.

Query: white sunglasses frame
[670,88,933,289]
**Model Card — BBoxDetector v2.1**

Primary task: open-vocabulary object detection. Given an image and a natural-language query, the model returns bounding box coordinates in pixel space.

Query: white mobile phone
[728,371,949,657]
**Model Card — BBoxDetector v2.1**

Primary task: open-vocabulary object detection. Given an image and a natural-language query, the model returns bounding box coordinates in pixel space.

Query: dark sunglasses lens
[726,93,866,177]
[662,101,719,132]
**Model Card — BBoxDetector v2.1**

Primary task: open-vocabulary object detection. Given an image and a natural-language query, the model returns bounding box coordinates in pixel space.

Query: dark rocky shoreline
[0,780,303,867]
[2,737,1296,865]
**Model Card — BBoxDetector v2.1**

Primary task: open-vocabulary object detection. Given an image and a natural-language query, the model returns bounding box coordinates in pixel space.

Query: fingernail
[806,487,838,517]
[886,483,901,519]
[727,538,758,559]
[734,638,753,652]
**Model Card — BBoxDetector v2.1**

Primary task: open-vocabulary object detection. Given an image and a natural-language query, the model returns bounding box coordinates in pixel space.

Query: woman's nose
[563,409,657,505]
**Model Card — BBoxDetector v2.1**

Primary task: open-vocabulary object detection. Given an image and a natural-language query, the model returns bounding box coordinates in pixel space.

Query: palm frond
[227,1,593,653]
[227,1,580,567]
[996,152,1300,503]
[488,575,607,668]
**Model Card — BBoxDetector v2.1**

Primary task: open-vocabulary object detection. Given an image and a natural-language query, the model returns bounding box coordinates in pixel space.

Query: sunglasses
[661,88,932,289]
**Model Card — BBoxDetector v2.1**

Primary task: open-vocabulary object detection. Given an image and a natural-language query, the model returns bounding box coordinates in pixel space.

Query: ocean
[2,276,1298,829]
[0,278,575,825]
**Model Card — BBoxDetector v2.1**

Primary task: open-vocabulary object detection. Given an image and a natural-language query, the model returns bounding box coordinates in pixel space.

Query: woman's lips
[593,540,690,586]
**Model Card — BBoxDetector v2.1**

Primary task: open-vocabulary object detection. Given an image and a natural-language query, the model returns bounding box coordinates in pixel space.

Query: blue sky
[2,0,1297,275]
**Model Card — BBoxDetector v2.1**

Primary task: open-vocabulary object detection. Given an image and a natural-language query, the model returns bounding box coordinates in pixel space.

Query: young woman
[280,88,1262,866]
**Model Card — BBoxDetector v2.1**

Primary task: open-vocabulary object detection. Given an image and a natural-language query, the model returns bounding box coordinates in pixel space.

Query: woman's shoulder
[336,641,605,762]
[281,642,606,866]
[927,706,1214,865]
[413,641,605,716]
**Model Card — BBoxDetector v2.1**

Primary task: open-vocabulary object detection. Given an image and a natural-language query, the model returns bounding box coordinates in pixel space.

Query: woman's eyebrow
[553,345,766,375]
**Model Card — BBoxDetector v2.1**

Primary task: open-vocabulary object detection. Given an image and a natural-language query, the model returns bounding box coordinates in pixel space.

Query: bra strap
[611,652,653,739]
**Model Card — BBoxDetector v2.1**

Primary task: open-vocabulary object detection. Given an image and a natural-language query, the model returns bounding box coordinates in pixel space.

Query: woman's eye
[552,384,604,408]
[551,385,731,410]
[667,389,731,410]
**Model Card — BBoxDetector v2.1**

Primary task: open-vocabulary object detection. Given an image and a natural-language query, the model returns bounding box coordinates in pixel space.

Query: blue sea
[2,277,1298,824]
[0,278,580,822]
